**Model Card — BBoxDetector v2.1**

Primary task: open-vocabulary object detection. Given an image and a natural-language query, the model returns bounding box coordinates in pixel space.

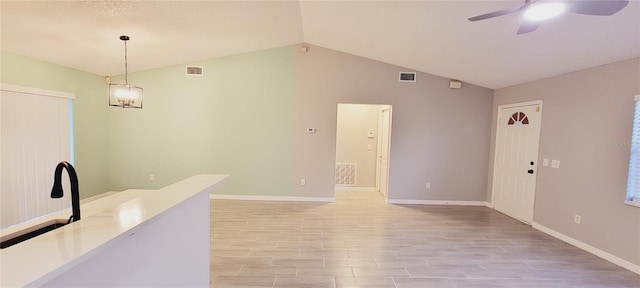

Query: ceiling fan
[468,0,629,35]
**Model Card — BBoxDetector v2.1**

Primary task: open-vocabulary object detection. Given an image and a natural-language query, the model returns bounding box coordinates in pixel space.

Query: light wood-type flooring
[210,191,640,288]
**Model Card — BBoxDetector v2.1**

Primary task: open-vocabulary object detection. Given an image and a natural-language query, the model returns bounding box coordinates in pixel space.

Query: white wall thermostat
[307,128,316,133]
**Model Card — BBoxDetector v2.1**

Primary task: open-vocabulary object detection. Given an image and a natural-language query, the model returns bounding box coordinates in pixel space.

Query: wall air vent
[186,66,203,76]
[399,72,416,82]
[335,163,357,186]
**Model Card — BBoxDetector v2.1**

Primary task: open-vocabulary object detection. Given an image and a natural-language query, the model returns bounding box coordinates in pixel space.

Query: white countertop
[0,174,228,287]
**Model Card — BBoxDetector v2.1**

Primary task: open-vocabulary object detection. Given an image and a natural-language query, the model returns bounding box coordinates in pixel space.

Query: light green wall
[107,46,294,195]
[1,52,110,198]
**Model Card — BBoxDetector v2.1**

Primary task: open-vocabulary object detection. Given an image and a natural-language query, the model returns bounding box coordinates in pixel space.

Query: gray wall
[491,58,640,266]
[291,44,494,200]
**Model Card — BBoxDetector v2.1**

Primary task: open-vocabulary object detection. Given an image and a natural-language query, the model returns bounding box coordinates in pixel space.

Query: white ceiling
[1,0,638,89]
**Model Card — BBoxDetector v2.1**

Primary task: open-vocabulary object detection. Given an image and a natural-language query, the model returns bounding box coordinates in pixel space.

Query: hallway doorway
[335,104,392,199]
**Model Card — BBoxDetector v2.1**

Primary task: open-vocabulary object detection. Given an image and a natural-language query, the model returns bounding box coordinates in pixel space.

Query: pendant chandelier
[109,35,143,109]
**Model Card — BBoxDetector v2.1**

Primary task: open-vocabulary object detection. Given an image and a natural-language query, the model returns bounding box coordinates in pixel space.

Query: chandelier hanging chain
[123,38,129,85]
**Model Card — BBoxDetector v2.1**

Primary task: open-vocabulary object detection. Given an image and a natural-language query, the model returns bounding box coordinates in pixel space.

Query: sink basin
[0,219,68,249]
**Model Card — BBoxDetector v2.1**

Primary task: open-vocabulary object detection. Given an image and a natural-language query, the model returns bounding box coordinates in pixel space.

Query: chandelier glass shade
[109,35,143,109]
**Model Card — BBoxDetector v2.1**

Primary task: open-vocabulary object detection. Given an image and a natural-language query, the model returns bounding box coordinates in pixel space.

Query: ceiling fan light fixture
[524,2,566,21]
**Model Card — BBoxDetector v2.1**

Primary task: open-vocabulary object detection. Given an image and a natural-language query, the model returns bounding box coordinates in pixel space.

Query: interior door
[377,108,391,196]
[492,101,543,224]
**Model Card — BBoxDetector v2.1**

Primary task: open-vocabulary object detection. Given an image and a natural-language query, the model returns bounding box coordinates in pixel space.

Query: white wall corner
[209,194,335,203]
[532,222,640,275]
[386,199,490,207]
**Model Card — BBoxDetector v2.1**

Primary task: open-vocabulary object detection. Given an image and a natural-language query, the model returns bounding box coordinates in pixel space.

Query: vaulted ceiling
[1,1,638,89]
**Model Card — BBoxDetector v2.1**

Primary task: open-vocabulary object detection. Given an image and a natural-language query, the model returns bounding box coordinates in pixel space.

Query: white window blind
[626,95,640,206]
[0,84,74,228]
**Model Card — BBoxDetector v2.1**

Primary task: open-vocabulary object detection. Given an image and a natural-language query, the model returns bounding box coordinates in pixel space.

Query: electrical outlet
[149,174,155,181]
[551,160,560,169]
[301,179,306,186]
[574,214,581,224]
[426,182,431,189]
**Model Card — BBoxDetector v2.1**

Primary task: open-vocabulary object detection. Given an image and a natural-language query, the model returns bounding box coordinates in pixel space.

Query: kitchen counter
[0,174,228,287]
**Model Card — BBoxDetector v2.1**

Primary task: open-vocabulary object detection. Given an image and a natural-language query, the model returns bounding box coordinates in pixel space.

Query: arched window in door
[507,112,529,125]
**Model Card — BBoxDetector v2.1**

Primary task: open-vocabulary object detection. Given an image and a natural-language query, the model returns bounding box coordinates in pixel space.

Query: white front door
[492,101,543,224]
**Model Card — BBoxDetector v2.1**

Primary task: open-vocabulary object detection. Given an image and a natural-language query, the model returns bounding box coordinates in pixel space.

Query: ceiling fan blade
[568,0,629,16]
[468,5,524,21]
[517,21,542,35]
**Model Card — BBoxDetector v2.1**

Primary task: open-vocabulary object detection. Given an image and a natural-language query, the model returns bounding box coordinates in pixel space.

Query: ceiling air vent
[399,72,416,82]
[186,66,203,76]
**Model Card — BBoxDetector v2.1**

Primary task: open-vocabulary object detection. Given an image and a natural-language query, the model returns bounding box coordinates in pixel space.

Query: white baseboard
[209,194,334,203]
[532,222,640,275]
[386,199,491,207]
[334,186,375,192]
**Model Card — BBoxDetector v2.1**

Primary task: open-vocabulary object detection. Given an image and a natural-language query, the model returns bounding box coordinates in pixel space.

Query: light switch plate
[543,158,549,167]
[551,160,560,169]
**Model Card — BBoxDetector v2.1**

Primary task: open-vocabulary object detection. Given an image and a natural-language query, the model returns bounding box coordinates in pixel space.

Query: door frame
[375,106,392,198]
[491,100,543,223]
[333,103,392,200]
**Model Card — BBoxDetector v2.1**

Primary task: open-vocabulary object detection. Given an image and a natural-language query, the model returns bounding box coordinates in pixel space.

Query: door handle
[527,169,534,174]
